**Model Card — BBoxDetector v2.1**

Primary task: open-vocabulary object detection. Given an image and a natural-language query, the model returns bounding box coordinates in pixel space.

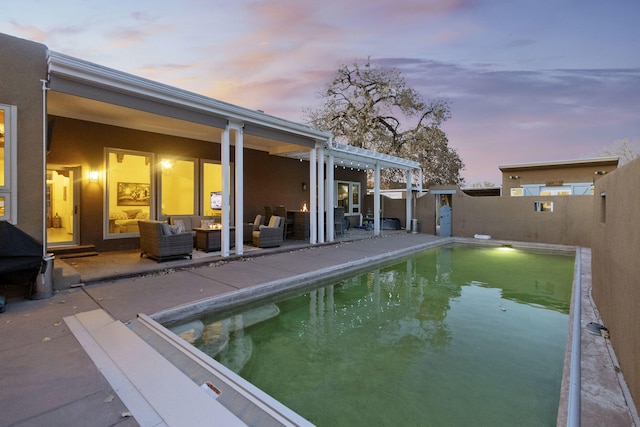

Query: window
[202,161,234,218]
[336,181,361,215]
[540,186,571,196]
[534,201,553,212]
[160,157,196,216]
[106,149,153,237]
[600,193,606,223]
[510,188,524,197]
[0,105,17,222]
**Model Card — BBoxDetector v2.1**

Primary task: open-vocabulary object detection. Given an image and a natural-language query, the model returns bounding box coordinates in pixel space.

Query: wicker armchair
[252,215,284,248]
[243,214,263,243]
[138,220,193,262]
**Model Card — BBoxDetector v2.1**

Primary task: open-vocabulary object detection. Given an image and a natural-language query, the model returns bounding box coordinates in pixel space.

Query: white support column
[309,147,317,244]
[406,168,412,231]
[317,144,325,243]
[235,125,244,255]
[327,152,335,242]
[221,125,231,257]
[374,163,381,236]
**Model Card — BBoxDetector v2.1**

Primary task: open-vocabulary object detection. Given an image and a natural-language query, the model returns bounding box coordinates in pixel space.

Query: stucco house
[0,32,421,257]
[499,157,618,197]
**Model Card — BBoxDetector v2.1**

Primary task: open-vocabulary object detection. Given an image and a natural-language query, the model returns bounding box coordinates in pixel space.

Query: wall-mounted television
[210,192,222,210]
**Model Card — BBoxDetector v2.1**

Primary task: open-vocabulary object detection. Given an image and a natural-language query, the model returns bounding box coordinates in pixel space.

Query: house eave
[47,51,331,143]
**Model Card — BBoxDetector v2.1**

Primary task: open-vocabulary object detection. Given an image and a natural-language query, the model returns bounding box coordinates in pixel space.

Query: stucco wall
[449,191,593,246]
[591,157,640,407]
[371,188,592,246]
[0,34,48,239]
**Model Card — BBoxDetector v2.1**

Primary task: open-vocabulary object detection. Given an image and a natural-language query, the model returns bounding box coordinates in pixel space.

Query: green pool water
[183,244,574,426]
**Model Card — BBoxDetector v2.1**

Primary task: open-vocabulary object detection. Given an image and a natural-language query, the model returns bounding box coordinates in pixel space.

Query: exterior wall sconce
[509,175,520,180]
[89,170,99,182]
[302,182,307,191]
[594,170,606,175]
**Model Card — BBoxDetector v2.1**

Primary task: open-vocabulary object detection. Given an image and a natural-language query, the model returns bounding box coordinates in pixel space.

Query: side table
[194,227,235,252]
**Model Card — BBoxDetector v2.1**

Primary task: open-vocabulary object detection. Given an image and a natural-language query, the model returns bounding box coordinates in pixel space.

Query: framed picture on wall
[210,191,222,210]
[117,182,150,206]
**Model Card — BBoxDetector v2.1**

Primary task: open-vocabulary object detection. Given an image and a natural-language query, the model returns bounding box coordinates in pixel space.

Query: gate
[439,205,452,237]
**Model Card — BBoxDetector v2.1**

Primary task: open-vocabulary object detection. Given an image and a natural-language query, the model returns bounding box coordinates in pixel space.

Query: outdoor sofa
[168,215,221,244]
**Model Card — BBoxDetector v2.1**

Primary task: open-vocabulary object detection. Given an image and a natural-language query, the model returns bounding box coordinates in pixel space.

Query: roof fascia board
[499,157,620,171]
[47,51,331,143]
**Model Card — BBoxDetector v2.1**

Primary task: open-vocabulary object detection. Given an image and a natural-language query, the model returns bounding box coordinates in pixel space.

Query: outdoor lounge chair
[243,214,263,243]
[252,215,284,248]
[138,220,193,262]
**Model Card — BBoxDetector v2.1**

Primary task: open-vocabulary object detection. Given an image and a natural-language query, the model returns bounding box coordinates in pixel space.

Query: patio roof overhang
[46,51,421,175]
[46,51,325,153]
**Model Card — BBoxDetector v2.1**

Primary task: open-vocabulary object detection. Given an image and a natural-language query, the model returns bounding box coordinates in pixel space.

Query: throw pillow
[161,223,173,236]
[169,224,181,234]
[268,216,279,228]
[173,219,185,233]
[123,209,142,219]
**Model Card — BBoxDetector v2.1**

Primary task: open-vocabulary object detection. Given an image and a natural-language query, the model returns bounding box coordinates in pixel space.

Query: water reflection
[170,244,573,427]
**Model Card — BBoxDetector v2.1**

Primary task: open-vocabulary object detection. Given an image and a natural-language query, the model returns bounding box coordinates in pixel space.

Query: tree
[304,59,464,187]
[598,138,640,165]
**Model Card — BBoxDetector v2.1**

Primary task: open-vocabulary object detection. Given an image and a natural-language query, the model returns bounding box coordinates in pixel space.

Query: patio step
[49,245,99,259]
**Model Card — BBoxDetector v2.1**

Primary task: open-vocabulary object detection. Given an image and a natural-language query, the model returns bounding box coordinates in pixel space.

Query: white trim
[309,147,317,244]
[317,145,325,243]
[235,126,244,255]
[0,104,17,223]
[222,125,231,257]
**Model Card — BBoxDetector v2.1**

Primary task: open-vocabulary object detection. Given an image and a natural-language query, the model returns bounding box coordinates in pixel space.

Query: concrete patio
[0,233,637,426]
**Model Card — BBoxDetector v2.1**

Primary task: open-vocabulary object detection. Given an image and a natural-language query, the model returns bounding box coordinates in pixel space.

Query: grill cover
[0,221,43,285]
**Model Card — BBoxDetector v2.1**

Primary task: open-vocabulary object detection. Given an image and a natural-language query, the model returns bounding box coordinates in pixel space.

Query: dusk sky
[3,0,639,185]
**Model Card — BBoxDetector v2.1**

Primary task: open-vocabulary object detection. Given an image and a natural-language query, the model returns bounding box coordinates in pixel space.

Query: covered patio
[45,51,421,258]
[53,226,407,286]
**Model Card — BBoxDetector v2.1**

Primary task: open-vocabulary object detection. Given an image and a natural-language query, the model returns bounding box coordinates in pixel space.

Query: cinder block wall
[591,157,640,408]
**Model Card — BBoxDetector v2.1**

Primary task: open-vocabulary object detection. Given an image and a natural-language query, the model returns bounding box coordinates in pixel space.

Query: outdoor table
[193,227,235,252]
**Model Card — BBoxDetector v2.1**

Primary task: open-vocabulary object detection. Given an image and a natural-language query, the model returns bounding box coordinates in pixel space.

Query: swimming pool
[170,243,574,426]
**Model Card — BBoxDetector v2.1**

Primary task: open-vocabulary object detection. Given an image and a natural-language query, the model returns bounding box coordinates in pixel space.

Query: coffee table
[193,227,235,252]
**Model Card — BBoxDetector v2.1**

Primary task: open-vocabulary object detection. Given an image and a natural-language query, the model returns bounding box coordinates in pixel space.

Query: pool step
[64,309,248,427]
[133,313,313,427]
